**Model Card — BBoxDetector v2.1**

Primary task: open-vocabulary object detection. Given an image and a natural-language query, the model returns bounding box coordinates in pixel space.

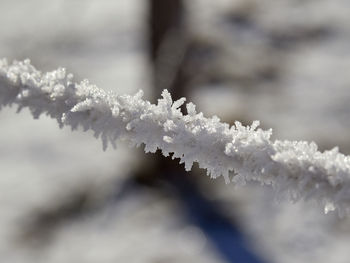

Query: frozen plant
[1,58,350,216]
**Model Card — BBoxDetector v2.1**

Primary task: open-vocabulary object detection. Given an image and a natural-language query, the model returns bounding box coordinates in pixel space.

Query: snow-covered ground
[2,0,350,263]
[187,1,350,263]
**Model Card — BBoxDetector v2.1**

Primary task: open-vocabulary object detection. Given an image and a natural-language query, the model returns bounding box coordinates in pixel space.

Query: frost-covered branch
[1,59,350,215]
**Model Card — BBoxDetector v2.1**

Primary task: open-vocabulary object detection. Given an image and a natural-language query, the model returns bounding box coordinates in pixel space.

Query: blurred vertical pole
[148,0,187,102]
[149,0,183,61]
[147,0,188,175]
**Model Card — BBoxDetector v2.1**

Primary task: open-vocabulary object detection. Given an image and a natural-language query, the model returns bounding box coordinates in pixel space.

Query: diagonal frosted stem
[1,58,350,215]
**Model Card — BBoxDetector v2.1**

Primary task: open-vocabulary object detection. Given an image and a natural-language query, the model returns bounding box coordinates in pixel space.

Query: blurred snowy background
[1,0,350,262]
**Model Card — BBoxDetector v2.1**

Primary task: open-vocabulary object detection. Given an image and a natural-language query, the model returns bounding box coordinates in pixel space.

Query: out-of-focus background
[1,0,350,262]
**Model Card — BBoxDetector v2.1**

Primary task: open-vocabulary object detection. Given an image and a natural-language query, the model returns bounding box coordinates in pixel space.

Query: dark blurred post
[148,0,187,102]
[135,0,189,184]
[149,0,183,61]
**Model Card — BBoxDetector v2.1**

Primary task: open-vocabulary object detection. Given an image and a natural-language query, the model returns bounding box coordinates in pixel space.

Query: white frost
[2,58,350,215]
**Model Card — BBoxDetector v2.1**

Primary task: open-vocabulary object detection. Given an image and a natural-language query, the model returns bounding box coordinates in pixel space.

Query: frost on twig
[1,59,350,215]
